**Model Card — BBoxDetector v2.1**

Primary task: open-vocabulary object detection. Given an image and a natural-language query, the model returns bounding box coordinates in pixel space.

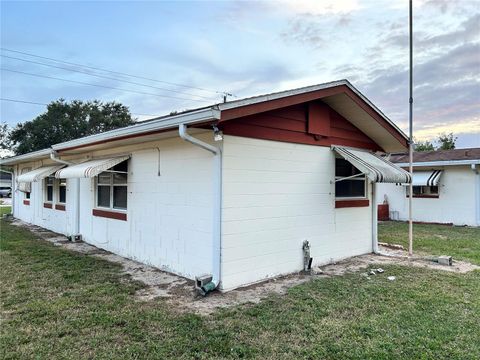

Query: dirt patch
[10,220,480,314]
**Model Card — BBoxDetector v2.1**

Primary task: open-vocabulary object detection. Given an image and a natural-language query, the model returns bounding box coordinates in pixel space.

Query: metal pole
[408,0,414,256]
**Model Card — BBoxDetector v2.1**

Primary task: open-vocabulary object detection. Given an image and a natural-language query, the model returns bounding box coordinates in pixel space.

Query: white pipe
[472,164,480,226]
[372,181,379,253]
[50,151,81,236]
[178,124,222,289]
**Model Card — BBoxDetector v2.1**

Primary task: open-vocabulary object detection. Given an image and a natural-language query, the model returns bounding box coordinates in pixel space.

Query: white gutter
[0,148,51,166]
[50,151,81,236]
[53,108,220,151]
[178,124,222,290]
[395,159,480,167]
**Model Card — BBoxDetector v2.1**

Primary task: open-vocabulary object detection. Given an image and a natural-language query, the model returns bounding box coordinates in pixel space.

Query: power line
[1,68,209,103]
[1,47,226,96]
[1,54,216,101]
[0,97,161,117]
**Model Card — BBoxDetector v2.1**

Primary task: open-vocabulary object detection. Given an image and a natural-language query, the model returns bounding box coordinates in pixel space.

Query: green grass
[1,220,479,359]
[0,206,11,216]
[379,221,480,265]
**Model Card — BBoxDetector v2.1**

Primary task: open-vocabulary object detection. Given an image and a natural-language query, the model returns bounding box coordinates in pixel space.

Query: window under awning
[16,165,65,183]
[411,170,442,186]
[333,146,411,184]
[55,155,130,179]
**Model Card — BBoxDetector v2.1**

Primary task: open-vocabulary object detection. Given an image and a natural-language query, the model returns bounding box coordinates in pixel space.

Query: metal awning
[55,155,130,179]
[333,146,411,183]
[16,165,65,183]
[411,170,442,186]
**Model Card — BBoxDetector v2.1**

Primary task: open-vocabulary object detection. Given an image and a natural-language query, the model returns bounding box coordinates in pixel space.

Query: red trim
[377,204,390,221]
[55,204,66,211]
[220,85,408,149]
[92,209,127,221]
[220,102,383,151]
[43,202,53,209]
[335,199,370,208]
[23,199,30,205]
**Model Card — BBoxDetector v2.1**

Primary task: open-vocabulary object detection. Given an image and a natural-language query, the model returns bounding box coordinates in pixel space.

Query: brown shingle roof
[388,148,480,163]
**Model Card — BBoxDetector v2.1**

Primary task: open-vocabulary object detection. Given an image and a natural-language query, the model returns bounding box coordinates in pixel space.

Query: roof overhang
[218,80,409,153]
[0,80,409,164]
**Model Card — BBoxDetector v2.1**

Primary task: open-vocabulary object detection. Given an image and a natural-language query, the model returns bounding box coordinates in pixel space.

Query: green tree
[414,139,435,152]
[436,133,457,150]
[9,99,135,155]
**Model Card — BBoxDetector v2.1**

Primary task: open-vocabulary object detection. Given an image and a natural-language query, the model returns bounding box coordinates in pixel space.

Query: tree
[436,132,457,150]
[414,139,435,152]
[9,99,135,155]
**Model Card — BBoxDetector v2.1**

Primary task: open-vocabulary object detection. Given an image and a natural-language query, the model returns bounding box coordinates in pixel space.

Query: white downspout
[178,124,222,290]
[472,164,480,226]
[50,151,81,236]
[372,181,379,253]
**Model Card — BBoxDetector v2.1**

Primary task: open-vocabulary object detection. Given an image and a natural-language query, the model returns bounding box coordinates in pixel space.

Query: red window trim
[92,208,127,221]
[23,199,30,206]
[43,202,53,209]
[55,204,66,211]
[335,199,370,208]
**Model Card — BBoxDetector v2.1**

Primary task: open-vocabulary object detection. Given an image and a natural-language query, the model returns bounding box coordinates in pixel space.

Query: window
[58,178,67,203]
[25,192,30,199]
[335,158,366,198]
[408,186,439,198]
[45,176,54,202]
[96,160,128,210]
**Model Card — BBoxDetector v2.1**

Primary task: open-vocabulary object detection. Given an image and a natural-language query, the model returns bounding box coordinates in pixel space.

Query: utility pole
[408,0,414,256]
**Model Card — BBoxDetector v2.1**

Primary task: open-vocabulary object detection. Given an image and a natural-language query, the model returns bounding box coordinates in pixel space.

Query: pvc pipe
[178,124,222,290]
[371,181,379,253]
[50,151,81,236]
[472,164,480,226]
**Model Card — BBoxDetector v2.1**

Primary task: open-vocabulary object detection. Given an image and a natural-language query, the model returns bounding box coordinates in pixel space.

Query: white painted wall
[376,165,479,226]
[13,133,216,280]
[221,136,373,291]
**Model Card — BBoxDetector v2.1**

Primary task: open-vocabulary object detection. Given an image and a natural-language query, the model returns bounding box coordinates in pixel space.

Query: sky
[1,0,479,148]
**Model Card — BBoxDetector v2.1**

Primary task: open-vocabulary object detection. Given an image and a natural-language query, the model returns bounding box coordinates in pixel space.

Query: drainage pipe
[472,164,480,226]
[50,151,81,236]
[178,124,222,291]
[371,181,379,253]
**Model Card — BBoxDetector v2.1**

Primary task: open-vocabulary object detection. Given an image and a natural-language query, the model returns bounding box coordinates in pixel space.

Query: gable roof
[0,80,409,165]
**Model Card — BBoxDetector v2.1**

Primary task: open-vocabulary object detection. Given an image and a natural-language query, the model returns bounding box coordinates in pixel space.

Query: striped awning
[55,155,130,179]
[333,146,412,183]
[412,170,442,186]
[16,165,65,183]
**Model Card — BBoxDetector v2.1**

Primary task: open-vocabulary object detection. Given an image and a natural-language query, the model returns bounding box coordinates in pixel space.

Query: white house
[376,148,480,227]
[1,80,411,292]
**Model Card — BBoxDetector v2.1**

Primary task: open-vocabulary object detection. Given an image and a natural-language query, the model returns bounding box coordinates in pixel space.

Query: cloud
[279,0,361,15]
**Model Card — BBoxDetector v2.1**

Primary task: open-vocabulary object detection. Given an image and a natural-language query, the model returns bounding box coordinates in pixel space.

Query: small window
[45,176,54,202]
[408,186,439,198]
[58,179,67,203]
[335,158,366,198]
[96,160,128,210]
[25,192,31,199]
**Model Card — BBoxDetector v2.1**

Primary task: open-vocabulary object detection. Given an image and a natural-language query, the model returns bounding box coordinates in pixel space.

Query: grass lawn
[379,221,480,265]
[1,220,479,359]
[0,207,12,217]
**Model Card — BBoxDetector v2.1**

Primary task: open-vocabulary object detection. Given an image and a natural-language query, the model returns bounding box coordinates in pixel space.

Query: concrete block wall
[221,135,373,290]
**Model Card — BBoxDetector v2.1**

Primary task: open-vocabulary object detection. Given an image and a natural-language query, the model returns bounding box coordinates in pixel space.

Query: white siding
[13,134,216,280]
[221,136,373,291]
[376,166,479,226]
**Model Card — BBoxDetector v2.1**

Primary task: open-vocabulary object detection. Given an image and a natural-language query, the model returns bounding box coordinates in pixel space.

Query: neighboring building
[0,80,411,291]
[376,148,480,226]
